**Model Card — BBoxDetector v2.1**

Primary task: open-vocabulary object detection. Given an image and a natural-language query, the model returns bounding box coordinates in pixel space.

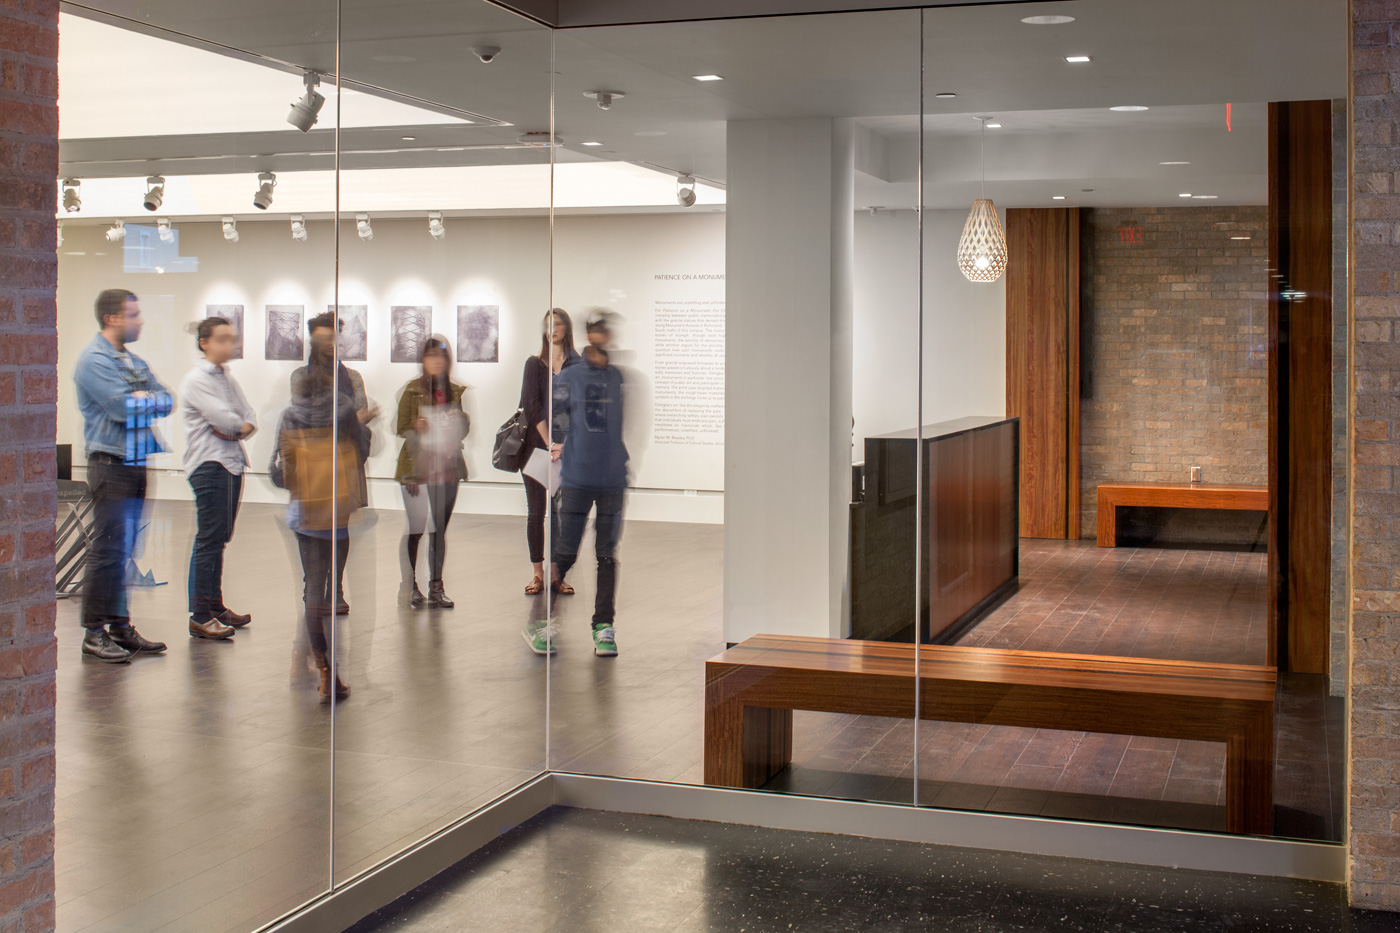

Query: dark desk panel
[850,417,1019,643]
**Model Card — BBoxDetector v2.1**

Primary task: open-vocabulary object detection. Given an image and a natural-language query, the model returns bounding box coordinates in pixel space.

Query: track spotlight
[428,211,446,240]
[584,90,625,111]
[356,213,373,241]
[676,175,697,208]
[61,179,81,213]
[287,71,325,132]
[157,218,174,243]
[221,216,239,243]
[143,175,165,212]
[105,220,125,243]
[290,214,307,242]
[253,172,276,210]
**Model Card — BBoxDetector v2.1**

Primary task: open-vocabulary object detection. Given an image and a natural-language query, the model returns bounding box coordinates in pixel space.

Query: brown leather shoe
[189,617,235,640]
[216,609,252,628]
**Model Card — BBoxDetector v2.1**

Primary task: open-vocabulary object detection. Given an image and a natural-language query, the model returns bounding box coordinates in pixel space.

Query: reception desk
[850,417,1019,643]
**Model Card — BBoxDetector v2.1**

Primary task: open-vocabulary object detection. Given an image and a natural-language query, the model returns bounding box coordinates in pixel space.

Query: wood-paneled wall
[1267,100,1333,674]
[1005,208,1080,539]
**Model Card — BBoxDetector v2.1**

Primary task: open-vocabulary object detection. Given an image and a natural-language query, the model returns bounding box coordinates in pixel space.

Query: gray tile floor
[55,499,1338,933]
[344,807,1398,933]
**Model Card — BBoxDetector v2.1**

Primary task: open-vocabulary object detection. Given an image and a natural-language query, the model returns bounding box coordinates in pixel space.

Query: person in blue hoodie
[73,289,173,663]
[523,342,628,657]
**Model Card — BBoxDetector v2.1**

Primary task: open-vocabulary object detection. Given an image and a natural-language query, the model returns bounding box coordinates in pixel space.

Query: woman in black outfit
[519,308,578,595]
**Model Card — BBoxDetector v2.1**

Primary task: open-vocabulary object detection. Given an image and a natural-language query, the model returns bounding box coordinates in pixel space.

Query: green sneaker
[591,624,618,657]
[522,620,557,655]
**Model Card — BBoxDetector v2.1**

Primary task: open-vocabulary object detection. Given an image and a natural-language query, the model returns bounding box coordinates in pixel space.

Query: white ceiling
[57,0,1349,215]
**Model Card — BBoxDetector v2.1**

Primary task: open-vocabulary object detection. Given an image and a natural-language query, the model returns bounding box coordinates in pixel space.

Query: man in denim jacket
[73,289,173,663]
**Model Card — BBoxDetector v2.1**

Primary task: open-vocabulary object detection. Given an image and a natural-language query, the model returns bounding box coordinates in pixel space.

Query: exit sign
[1117,226,1144,244]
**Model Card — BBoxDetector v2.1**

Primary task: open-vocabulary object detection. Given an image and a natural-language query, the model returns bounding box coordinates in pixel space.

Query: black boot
[81,628,131,663]
[409,581,425,608]
[428,581,454,609]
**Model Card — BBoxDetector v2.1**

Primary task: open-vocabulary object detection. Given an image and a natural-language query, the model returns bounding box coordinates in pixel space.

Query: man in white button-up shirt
[180,316,257,640]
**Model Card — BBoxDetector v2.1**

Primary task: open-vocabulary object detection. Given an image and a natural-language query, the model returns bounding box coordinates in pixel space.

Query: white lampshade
[957,198,1007,283]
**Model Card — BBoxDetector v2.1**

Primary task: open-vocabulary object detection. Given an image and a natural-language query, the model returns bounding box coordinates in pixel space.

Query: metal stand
[55,480,92,598]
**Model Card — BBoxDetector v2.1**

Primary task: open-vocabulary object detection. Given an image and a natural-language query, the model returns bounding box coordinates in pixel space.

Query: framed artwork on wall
[457,305,499,363]
[330,304,368,361]
[390,306,430,363]
[266,305,305,361]
[206,304,244,360]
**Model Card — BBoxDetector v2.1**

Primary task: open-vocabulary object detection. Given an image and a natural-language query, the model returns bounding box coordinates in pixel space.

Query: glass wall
[50,0,1349,930]
[54,4,342,930]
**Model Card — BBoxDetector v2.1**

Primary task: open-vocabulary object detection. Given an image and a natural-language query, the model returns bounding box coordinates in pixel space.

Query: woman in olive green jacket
[395,335,469,608]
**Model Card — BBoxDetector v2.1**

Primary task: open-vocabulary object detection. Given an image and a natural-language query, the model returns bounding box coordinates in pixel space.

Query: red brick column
[0,1,58,931]
[1352,0,1400,911]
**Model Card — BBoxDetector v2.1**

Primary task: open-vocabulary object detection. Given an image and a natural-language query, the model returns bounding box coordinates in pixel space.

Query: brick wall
[1079,206,1270,542]
[1350,0,1400,911]
[0,2,58,932]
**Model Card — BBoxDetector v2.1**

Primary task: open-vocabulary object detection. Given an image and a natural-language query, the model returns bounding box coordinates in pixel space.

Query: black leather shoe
[409,583,425,608]
[215,609,252,628]
[335,597,350,616]
[82,628,131,663]
[428,581,454,609]
[189,617,235,640]
[109,625,167,655]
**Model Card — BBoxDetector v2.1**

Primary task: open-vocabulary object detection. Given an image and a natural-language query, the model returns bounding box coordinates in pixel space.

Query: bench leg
[742,706,793,788]
[1097,500,1117,547]
[1225,709,1274,835]
[705,687,792,789]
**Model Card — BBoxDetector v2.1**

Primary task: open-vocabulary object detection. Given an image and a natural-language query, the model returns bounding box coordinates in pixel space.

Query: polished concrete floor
[345,807,1397,933]
[55,499,1339,933]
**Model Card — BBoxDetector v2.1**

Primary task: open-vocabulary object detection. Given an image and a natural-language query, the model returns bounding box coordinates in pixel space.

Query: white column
[723,117,855,643]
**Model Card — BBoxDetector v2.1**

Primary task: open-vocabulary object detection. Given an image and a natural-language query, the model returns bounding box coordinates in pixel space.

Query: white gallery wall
[852,207,1006,451]
[55,205,1003,527]
[57,211,726,523]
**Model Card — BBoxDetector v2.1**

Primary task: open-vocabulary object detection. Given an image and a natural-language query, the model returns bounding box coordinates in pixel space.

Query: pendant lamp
[957,118,1008,283]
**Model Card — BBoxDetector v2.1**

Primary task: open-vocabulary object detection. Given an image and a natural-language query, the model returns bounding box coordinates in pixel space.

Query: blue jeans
[553,487,624,628]
[80,456,146,629]
[188,462,243,621]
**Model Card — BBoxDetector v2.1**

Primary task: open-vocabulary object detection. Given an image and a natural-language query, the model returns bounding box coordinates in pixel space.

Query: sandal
[552,579,575,595]
[525,575,544,596]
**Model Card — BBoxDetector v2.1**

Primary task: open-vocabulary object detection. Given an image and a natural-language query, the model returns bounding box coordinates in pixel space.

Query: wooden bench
[705,635,1276,834]
[1096,482,1268,548]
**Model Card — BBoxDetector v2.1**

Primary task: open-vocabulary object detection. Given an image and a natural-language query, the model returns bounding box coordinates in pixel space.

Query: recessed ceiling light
[1193,194,1219,199]
[402,135,416,141]
[1179,193,1193,198]
[635,130,667,137]
[1111,105,1149,112]
[692,74,723,81]
[581,141,603,146]
[1230,236,1252,240]
[1065,55,1092,63]
[1160,161,1190,165]
[1052,195,1066,200]
[1022,14,1075,25]
[985,122,1002,128]
[935,92,957,99]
